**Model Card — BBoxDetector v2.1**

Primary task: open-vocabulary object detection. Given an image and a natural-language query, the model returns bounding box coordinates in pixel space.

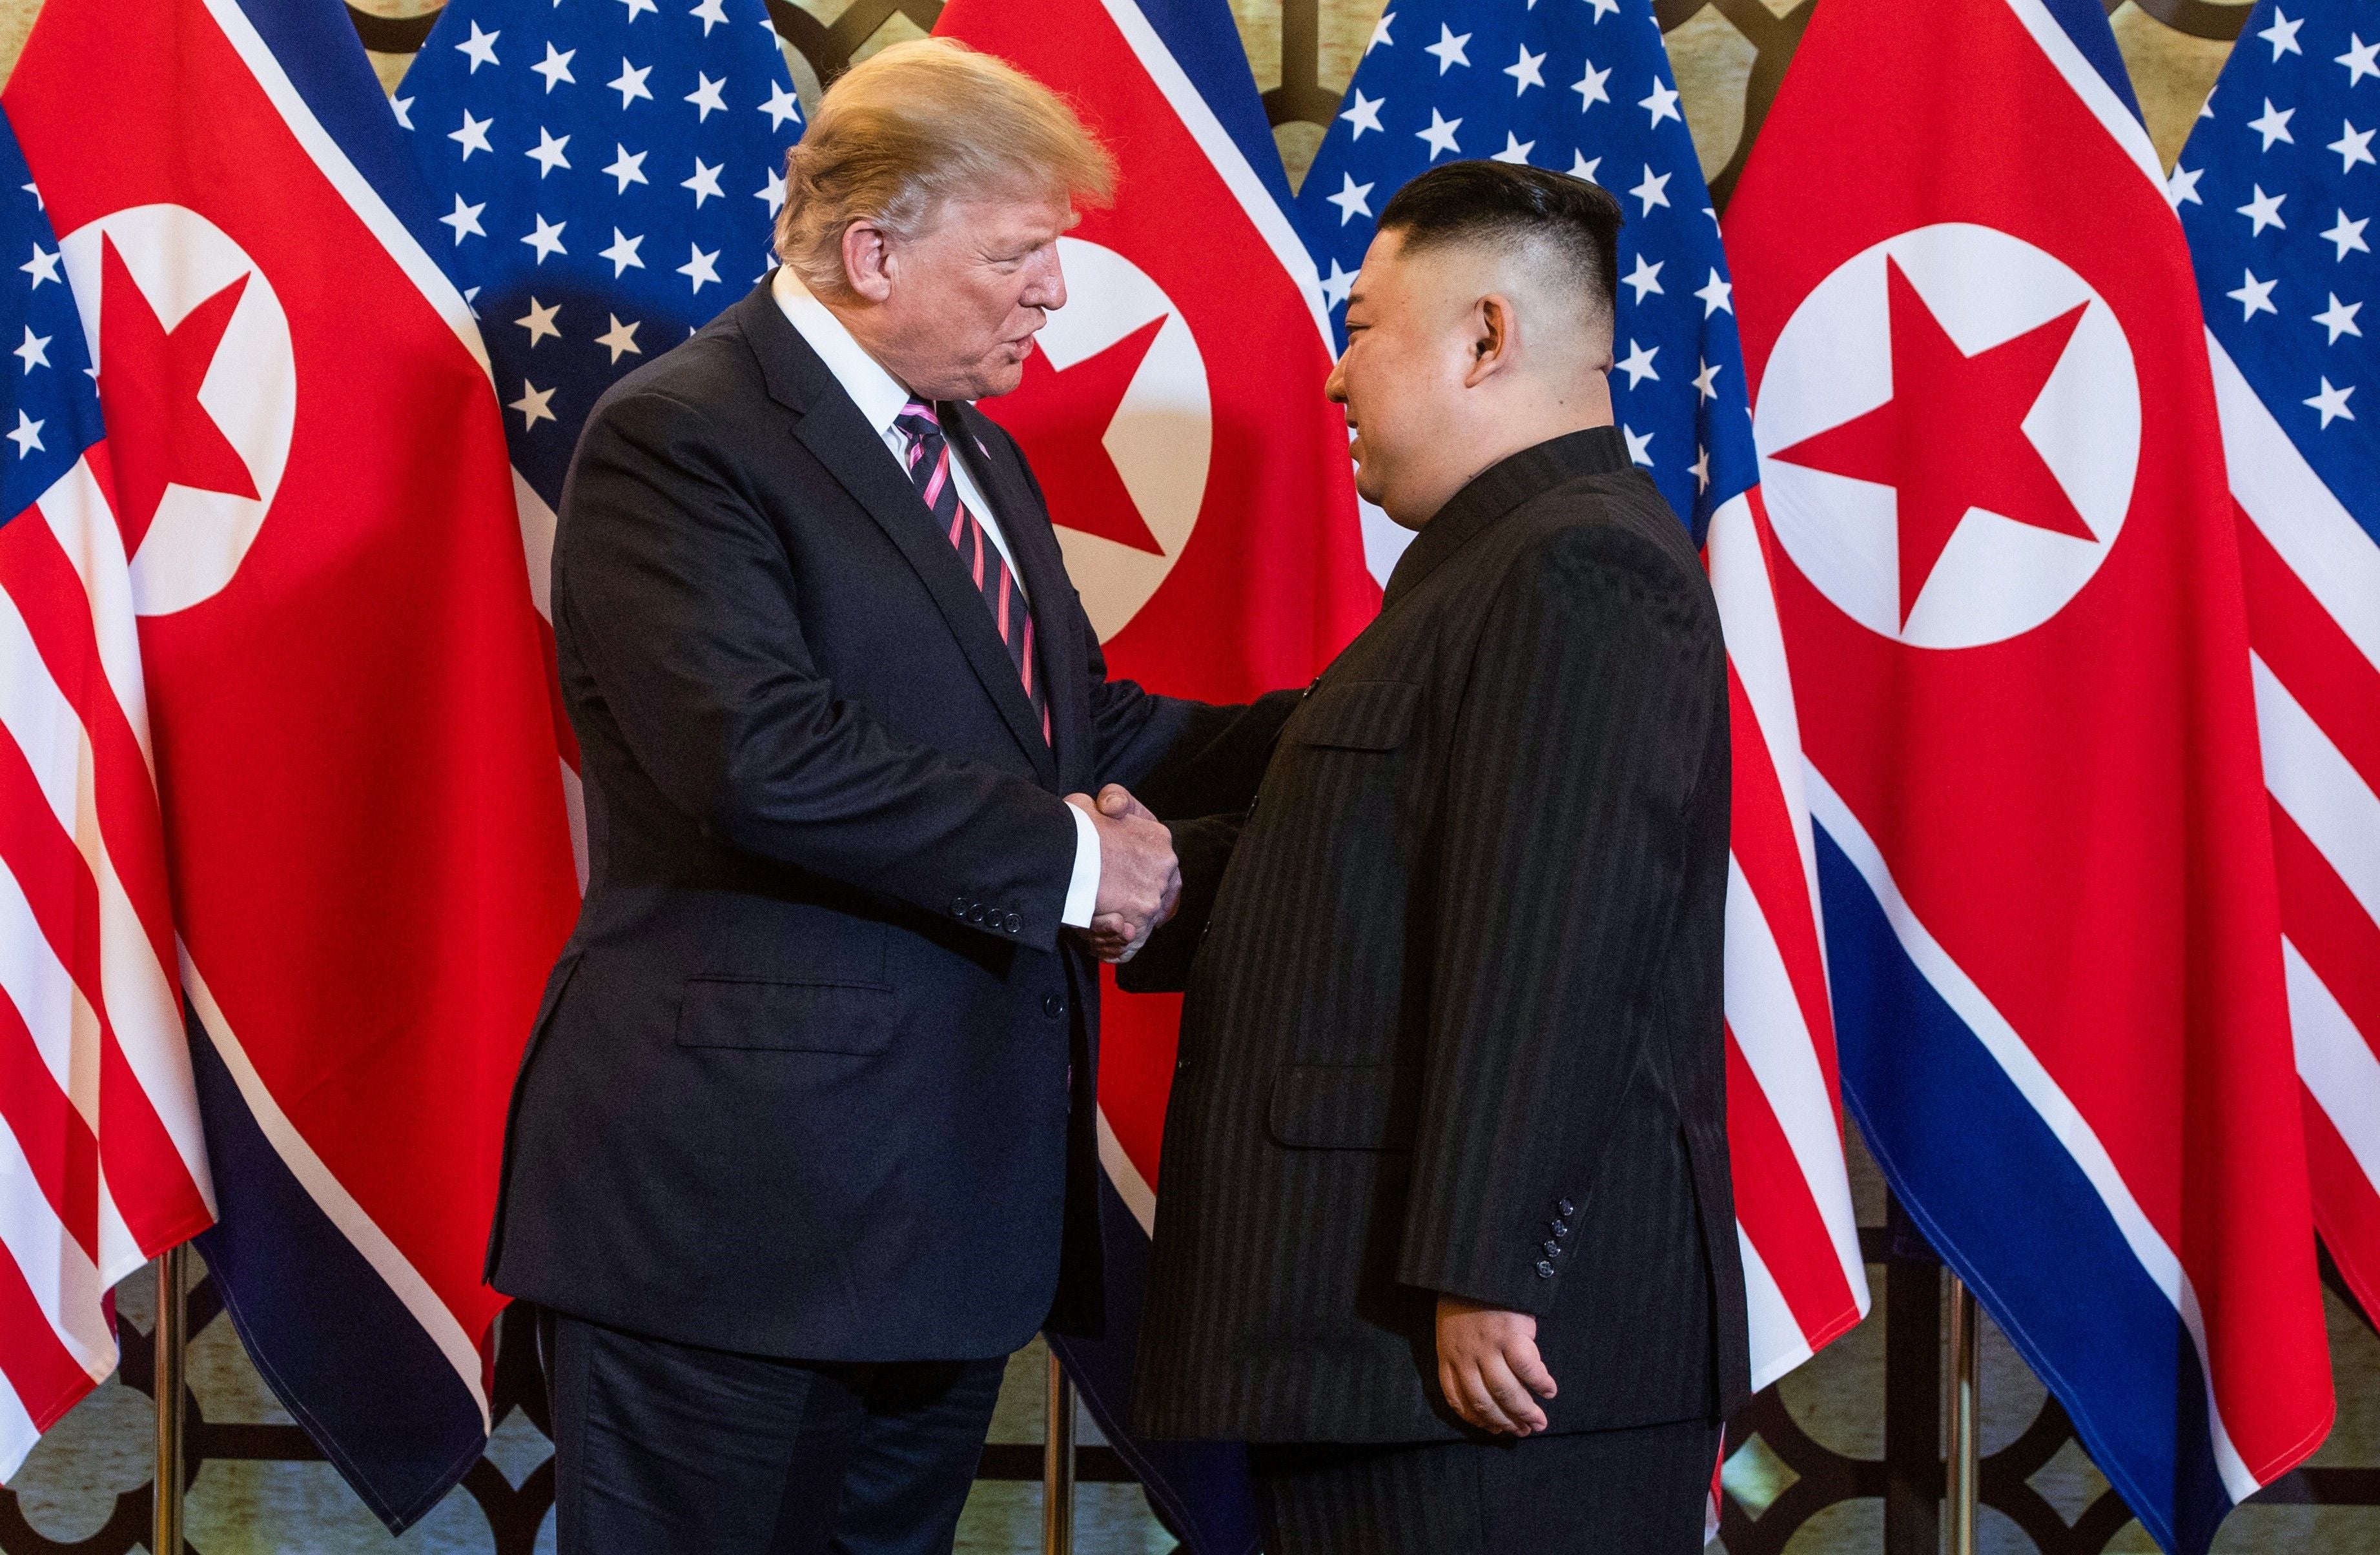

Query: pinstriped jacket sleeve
[1395,518,1727,1315]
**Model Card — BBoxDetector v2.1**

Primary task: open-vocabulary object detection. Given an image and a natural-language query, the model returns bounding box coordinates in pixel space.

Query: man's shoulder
[1501,473,1714,621]
[584,305,774,439]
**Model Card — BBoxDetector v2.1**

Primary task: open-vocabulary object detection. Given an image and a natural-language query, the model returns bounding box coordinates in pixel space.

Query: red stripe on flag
[1725,663,1839,1106]
[2303,1091,2380,1330]
[2237,510,2380,795]
[0,523,208,1250]
[0,1234,96,1436]
[0,517,179,977]
[2270,800,2380,1055]
[1725,1028,1862,1346]
[0,729,206,1252]
[0,992,99,1263]
[96,1035,210,1252]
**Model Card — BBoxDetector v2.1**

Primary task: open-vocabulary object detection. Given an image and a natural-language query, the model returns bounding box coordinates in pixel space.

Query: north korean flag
[930,1,1378,1547]
[1723,0,2334,1548]
[6,0,579,1527]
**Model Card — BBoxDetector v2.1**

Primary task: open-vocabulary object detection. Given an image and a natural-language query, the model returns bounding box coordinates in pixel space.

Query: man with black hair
[1116,160,1747,1553]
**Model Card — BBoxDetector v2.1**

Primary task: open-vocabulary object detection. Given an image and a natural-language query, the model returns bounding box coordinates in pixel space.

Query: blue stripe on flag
[2028,0,2146,125]
[224,0,457,272]
[187,1018,487,1534]
[1814,826,2231,1555]
[1130,0,1298,214]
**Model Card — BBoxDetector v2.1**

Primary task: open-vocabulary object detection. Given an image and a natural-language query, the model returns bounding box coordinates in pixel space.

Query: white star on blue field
[2178,0,2377,542]
[401,0,803,503]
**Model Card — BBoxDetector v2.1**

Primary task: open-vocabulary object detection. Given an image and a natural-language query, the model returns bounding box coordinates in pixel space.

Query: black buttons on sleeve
[1534,1196,1574,1276]
[952,897,1022,934]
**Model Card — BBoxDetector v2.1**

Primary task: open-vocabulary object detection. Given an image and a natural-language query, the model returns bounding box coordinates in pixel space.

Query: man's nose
[1323,355,1349,405]
[1023,250,1067,311]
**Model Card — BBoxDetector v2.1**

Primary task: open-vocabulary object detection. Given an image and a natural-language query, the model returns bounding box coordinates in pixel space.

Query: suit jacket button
[970,906,987,923]
[1542,1240,1561,1257]
[1005,912,1021,933]
[1557,1199,1575,1217]
[952,897,970,917]
[1550,1219,1569,1238]
[1043,993,1065,1019]
[1535,1260,1557,1279]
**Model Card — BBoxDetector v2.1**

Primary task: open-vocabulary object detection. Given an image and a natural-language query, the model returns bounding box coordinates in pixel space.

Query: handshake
[1063,784,1178,964]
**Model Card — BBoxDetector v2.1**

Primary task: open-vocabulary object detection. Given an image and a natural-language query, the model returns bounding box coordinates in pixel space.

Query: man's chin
[970,361,1031,400]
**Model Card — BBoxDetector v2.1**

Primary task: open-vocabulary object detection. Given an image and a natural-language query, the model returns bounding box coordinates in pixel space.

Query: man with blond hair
[485,40,1290,1553]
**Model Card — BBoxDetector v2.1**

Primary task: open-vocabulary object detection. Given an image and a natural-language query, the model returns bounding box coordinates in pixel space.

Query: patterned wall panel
[1,2,2372,1552]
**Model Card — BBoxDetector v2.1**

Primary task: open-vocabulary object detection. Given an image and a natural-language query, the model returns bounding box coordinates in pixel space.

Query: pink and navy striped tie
[895,401,1051,745]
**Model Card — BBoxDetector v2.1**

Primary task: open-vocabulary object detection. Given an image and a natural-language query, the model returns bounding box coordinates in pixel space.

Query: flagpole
[1042,1348,1075,1555]
[1945,1274,1980,1555]
[154,1243,189,1555]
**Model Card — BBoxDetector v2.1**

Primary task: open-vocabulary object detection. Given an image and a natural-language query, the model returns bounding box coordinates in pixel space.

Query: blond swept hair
[775,39,1116,297]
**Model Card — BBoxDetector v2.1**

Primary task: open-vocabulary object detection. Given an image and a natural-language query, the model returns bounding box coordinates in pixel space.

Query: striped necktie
[894,401,1050,746]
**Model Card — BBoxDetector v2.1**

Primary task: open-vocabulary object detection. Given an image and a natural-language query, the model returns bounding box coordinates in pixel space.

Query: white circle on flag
[1755,222,2138,649]
[61,203,295,618]
[1040,237,1209,642]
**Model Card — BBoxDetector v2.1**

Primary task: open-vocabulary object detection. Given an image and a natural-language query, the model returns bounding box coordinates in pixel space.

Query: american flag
[399,0,800,507]
[0,104,213,1481]
[2176,0,2380,1324]
[1297,0,1871,1404]
[399,0,801,876]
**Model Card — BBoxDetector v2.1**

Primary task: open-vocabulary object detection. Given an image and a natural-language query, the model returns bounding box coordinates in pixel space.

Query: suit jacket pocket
[675,975,896,1055]
[1269,1064,1417,1150]
[1288,680,1419,751]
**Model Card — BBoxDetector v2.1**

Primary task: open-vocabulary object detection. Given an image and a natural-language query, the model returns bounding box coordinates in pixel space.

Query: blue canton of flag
[398,0,803,503]
[0,124,103,520]
[1294,0,1754,539]
[2176,0,2374,513]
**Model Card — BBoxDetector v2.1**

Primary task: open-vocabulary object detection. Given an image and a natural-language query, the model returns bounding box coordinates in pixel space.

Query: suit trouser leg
[543,1308,1003,1555]
[817,1357,1007,1555]
[1251,1418,1723,1555]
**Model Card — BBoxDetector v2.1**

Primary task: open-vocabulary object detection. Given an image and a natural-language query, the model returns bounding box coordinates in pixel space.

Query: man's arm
[1394,520,1725,1431]
[560,388,1171,951]
[996,419,1305,815]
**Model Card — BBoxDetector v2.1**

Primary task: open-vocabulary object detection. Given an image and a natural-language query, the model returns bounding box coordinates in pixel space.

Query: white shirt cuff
[1062,802,1102,929]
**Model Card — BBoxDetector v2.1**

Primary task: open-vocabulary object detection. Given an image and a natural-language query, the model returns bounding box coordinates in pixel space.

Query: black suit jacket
[1123,427,1749,1442]
[486,279,1288,1362]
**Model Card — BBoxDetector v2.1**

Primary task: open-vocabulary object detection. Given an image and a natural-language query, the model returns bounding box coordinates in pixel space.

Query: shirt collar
[1381,426,1637,610]
[770,267,916,442]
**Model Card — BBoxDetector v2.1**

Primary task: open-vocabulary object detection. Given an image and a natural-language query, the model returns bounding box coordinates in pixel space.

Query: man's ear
[1461,293,1519,389]
[841,220,895,303]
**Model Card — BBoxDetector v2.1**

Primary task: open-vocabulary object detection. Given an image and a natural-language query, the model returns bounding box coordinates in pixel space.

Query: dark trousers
[1250,1418,1721,1555]
[541,1308,1006,1555]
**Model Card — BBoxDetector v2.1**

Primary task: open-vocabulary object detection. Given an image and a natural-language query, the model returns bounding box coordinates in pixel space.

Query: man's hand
[1435,1295,1557,1436]
[1067,785,1178,962]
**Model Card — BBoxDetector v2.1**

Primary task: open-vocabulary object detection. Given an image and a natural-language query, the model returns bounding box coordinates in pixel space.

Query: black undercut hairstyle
[1375,159,1625,323]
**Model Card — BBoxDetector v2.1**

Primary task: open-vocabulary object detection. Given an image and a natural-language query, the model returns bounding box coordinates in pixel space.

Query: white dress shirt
[772,269,1101,928]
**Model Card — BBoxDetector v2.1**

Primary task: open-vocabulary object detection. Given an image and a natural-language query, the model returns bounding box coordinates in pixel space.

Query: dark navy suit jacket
[486,279,1289,1361]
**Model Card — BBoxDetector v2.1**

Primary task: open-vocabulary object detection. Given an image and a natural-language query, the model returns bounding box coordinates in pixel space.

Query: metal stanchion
[1041,1348,1076,1555]
[154,1243,189,1555]
[1945,1274,1980,1555]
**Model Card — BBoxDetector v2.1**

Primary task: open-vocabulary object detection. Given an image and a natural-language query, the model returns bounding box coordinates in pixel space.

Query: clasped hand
[1065,784,1179,964]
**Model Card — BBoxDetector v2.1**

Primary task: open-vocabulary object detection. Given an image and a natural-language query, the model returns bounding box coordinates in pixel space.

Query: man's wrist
[1061,800,1102,928]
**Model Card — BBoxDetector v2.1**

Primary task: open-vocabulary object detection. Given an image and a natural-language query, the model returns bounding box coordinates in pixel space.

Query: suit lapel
[949,401,1092,793]
[738,285,1059,786]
